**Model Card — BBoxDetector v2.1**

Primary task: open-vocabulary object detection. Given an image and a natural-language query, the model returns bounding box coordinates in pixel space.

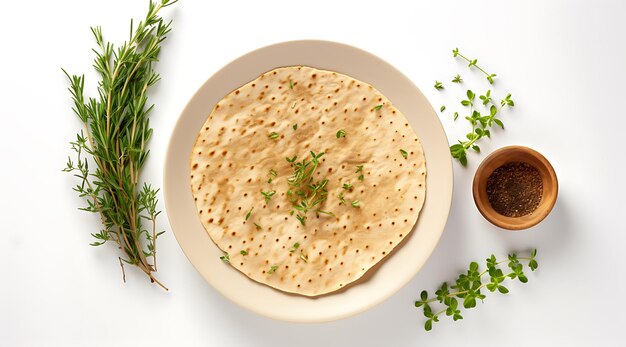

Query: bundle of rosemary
[63,0,177,290]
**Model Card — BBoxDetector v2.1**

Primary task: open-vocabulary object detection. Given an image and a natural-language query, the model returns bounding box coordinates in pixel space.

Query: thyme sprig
[286,152,333,225]
[62,0,177,290]
[450,89,514,166]
[415,249,538,331]
[453,48,497,84]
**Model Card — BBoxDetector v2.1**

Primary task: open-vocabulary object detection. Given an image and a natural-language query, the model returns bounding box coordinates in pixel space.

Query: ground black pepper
[486,161,543,217]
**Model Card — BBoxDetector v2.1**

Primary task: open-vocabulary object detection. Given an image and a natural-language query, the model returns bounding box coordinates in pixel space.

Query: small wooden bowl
[473,146,558,230]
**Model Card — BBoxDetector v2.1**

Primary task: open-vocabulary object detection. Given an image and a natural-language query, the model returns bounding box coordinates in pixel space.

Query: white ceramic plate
[164,40,453,323]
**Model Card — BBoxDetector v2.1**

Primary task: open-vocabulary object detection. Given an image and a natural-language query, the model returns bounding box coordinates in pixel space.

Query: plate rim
[163,39,453,323]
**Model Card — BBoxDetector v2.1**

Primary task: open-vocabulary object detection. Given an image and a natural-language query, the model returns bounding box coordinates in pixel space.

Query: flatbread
[190,66,426,296]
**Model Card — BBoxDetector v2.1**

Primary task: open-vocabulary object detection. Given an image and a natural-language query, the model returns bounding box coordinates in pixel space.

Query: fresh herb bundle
[62,0,177,290]
[415,250,538,331]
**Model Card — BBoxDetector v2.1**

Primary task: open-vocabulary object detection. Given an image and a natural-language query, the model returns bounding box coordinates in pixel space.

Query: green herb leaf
[268,265,278,274]
[300,254,308,263]
[293,124,298,130]
[351,200,361,207]
[400,149,408,159]
[289,80,294,89]
[338,192,346,205]
[245,208,253,221]
[440,105,446,112]
[434,81,444,90]
[355,165,364,173]
[374,104,383,110]
[240,250,248,255]
[453,112,459,121]
[336,129,346,138]
[261,190,276,203]
[254,223,263,231]
[452,74,463,83]
[220,253,230,263]
[268,132,280,140]
[342,183,353,190]
[296,214,306,226]
[289,242,300,252]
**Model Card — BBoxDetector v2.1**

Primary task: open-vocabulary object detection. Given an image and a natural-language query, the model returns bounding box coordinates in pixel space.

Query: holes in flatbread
[192,163,198,169]
[208,218,214,223]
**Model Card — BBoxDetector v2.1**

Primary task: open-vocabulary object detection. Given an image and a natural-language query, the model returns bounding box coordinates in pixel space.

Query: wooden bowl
[472,146,558,230]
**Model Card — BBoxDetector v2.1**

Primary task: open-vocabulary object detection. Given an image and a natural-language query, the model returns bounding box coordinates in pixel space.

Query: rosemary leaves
[62,0,177,290]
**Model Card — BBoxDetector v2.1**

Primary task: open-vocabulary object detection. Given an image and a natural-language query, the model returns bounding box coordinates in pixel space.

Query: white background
[1,0,624,345]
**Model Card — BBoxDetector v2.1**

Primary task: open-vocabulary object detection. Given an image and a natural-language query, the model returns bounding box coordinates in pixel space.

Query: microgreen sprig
[452,74,463,83]
[415,249,538,331]
[286,151,333,225]
[449,89,514,166]
[452,48,497,84]
[434,81,444,90]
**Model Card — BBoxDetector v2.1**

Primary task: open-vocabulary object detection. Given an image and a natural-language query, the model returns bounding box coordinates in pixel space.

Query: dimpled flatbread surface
[190,66,426,296]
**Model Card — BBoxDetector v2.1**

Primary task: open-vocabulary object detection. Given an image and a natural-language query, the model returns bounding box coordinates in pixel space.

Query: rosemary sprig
[453,48,497,84]
[415,249,538,331]
[62,0,177,290]
[449,89,514,166]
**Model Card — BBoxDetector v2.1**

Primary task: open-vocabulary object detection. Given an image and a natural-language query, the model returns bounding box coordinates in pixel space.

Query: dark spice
[486,161,543,217]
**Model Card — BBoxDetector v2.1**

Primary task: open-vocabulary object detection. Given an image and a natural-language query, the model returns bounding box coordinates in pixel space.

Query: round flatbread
[190,66,426,296]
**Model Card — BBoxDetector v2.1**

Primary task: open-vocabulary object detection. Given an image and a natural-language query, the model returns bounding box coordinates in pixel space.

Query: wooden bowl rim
[472,145,558,230]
